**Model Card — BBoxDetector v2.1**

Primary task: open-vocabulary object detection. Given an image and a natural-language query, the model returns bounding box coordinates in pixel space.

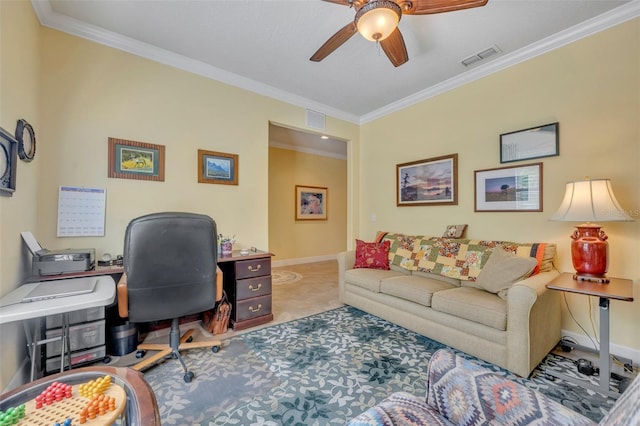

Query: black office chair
[117,212,223,382]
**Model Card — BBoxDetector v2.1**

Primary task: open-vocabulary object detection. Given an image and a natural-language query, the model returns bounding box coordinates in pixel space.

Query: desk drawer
[236,276,272,300]
[235,296,272,322]
[236,258,271,280]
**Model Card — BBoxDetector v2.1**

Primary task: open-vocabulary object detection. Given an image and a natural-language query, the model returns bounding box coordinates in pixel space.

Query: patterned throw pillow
[354,239,390,270]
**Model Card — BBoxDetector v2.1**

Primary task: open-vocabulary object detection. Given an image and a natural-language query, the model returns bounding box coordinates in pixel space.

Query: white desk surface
[0,276,116,325]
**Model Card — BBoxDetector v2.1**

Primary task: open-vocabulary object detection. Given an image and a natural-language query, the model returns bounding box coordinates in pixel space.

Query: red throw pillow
[354,239,390,270]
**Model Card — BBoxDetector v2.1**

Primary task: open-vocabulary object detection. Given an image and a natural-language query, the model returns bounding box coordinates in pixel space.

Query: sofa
[337,232,561,377]
[348,348,640,425]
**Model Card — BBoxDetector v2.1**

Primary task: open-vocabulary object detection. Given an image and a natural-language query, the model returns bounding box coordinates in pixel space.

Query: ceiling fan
[310,0,488,67]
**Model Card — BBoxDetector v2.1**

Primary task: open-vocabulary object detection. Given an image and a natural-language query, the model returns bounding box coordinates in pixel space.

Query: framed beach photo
[474,162,542,212]
[108,137,165,181]
[295,185,327,220]
[198,150,238,185]
[500,122,559,163]
[396,154,458,206]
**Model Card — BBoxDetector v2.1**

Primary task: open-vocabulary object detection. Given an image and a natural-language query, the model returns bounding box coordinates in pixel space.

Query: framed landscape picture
[108,137,165,181]
[474,162,542,212]
[397,154,458,206]
[295,185,327,220]
[500,122,559,163]
[198,150,238,185]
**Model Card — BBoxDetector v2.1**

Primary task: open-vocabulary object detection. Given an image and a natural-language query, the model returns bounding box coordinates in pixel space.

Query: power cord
[562,294,638,374]
[562,293,599,350]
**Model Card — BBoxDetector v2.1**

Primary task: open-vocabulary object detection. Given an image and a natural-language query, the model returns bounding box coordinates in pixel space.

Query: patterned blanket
[376,232,554,282]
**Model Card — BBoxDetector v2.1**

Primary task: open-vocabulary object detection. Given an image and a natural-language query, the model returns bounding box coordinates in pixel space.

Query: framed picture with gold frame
[197,149,238,185]
[295,185,327,220]
[474,162,542,212]
[397,154,458,206]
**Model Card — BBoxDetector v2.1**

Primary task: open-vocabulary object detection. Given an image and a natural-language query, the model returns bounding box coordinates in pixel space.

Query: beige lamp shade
[549,179,633,223]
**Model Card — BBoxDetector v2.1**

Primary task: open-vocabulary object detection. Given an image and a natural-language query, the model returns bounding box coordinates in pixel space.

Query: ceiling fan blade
[310,22,358,62]
[405,0,488,15]
[380,28,408,67]
[321,0,353,5]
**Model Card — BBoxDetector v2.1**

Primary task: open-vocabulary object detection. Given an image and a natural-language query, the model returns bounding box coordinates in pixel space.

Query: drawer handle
[249,283,262,292]
[248,304,262,313]
[248,264,261,272]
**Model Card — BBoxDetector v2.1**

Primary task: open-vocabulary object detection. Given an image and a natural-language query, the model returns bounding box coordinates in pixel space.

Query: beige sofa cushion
[344,268,406,293]
[431,287,507,331]
[380,275,457,307]
[412,270,461,287]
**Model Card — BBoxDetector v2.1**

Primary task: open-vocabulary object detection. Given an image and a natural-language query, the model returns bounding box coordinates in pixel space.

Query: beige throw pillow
[475,248,538,299]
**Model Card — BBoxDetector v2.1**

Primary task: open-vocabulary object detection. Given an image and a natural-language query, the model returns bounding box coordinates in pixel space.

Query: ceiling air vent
[461,44,502,67]
[306,109,326,131]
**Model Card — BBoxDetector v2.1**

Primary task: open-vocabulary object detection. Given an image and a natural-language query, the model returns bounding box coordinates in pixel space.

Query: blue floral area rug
[143,306,616,425]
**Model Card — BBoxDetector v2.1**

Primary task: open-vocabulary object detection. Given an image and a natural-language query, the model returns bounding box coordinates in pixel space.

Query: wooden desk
[546,273,634,398]
[218,250,274,330]
[25,266,124,283]
[0,366,160,425]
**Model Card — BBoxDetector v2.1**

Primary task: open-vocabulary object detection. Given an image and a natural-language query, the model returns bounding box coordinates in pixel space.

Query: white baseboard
[561,329,640,366]
[272,254,337,268]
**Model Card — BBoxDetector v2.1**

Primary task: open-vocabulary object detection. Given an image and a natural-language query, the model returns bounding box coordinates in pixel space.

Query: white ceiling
[33,0,638,127]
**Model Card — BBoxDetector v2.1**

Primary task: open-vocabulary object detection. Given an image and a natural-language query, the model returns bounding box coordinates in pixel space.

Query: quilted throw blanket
[377,232,549,282]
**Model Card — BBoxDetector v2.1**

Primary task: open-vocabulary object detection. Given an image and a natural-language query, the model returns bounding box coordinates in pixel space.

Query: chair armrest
[216,266,223,302]
[117,274,129,318]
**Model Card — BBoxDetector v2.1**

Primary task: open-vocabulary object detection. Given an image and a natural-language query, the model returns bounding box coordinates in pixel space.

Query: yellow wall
[268,147,347,261]
[359,19,639,352]
[1,1,637,390]
[0,9,359,390]
[0,0,42,390]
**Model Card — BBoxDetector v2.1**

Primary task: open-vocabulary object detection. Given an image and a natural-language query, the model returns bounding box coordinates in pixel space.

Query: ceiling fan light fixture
[355,0,402,42]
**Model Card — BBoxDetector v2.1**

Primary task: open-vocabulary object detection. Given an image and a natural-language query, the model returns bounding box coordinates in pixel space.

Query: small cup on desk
[240,249,250,256]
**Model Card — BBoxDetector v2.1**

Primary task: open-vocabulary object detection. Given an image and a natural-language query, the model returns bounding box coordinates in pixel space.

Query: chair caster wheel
[102,356,111,364]
[183,371,194,383]
[212,345,220,353]
[186,336,193,343]
[136,350,146,359]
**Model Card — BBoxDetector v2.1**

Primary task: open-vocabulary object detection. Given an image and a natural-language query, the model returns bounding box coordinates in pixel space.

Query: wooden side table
[546,272,634,398]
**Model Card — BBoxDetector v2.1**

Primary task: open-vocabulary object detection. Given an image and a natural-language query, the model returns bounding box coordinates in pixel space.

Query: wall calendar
[57,186,106,237]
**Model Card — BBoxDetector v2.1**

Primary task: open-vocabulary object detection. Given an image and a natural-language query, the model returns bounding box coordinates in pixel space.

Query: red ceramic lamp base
[570,223,610,284]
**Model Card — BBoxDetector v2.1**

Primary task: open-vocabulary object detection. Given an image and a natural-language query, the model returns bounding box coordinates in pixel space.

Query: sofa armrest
[506,269,561,377]
[425,349,595,426]
[337,250,355,302]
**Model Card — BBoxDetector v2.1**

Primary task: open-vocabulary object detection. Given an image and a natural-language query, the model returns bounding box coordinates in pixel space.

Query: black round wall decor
[15,118,36,162]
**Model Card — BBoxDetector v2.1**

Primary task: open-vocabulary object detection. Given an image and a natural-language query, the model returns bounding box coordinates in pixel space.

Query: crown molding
[32,1,638,126]
[30,1,361,125]
[360,1,640,124]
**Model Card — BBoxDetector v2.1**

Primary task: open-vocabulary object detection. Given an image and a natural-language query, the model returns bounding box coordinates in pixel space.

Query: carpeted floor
[142,306,617,426]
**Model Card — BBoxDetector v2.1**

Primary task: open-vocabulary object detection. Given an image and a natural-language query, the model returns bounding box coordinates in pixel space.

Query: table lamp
[550,178,633,283]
